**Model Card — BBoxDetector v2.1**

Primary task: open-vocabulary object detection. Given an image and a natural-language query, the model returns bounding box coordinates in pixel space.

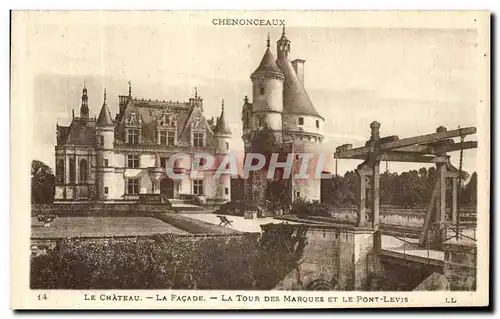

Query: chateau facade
[54,84,232,203]
[242,28,325,203]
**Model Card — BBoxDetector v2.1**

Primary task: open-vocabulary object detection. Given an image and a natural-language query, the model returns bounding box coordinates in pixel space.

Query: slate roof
[56,118,96,146]
[114,98,216,147]
[214,109,232,135]
[57,95,217,148]
[276,53,322,119]
[252,48,283,75]
[96,102,114,126]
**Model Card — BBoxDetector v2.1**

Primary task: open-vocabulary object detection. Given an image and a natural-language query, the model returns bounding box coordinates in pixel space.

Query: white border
[3,1,498,317]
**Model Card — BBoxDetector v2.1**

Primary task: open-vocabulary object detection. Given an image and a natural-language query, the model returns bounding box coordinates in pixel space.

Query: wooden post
[439,164,446,224]
[372,161,381,252]
[369,121,381,252]
[452,177,458,223]
[435,126,447,248]
[419,179,439,246]
[356,169,366,227]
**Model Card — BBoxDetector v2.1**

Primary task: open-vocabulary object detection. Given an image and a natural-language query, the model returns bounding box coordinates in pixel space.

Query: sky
[16,12,484,176]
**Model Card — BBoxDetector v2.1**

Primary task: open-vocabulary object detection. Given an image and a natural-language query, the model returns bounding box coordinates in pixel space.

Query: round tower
[214,99,232,202]
[250,34,284,135]
[95,89,115,201]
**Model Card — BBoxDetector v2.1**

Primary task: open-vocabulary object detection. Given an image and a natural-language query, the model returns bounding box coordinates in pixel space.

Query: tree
[461,172,477,206]
[31,160,55,204]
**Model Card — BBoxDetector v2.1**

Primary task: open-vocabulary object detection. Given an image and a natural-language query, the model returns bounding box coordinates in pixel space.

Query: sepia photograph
[10,10,490,309]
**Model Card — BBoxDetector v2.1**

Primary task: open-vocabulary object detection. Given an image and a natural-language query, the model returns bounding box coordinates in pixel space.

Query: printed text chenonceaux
[212,18,286,26]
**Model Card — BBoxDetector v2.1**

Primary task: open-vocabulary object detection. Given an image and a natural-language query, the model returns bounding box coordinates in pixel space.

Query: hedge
[30,223,309,290]
[292,201,331,218]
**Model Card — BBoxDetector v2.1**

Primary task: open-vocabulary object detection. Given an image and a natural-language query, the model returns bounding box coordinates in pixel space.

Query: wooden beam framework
[337,122,478,251]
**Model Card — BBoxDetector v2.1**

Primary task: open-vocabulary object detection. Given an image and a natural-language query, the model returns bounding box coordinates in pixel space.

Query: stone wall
[368,253,440,291]
[274,225,374,291]
[443,241,477,291]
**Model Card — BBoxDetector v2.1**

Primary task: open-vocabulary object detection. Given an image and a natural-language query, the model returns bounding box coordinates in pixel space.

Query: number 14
[37,294,47,300]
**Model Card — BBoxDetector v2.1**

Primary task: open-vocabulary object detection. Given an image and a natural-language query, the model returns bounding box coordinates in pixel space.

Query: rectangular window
[296,191,301,198]
[97,135,104,147]
[127,129,139,144]
[260,83,265,95]
[225,187,229,195]
[104,187,109,195]
[159,130,167,145]
[69,158,76,183]
[193,132,204,147]
[298,117,304,125]
[127,154,140,168]
[316,120,319,128]
[104,159,109,167]
[160,157,167,168]
[167,131,175,146]
[56,160,65,184]
[193,180,204,195]
[127,179,139,195]
[259,117,264,127]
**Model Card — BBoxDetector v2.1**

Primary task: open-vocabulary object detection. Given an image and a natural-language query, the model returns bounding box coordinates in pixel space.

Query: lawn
[31,216,188,238]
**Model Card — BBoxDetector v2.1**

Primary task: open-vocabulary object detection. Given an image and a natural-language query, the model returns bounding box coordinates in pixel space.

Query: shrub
[30,224,309,290]
[31,234,259,289]
[291,200,331,218]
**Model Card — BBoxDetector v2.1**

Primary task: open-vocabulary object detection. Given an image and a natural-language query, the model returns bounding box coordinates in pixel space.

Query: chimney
[291,59,305,84]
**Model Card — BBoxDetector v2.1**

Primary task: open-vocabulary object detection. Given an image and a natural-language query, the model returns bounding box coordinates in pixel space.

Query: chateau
[242,28,325,203]
[54,28,325,205]
[54,84,232,203]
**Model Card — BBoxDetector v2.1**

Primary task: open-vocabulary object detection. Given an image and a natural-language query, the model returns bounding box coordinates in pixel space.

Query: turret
[250,33,284,134]
[214,99,232,202]
[80,83,89,119]
[95,89,115,200]
[276,27,290,60]
[214,98,232,153]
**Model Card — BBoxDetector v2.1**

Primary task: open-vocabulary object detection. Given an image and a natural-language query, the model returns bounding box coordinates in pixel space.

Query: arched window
[79,159,88,182]
[69,158,76,183]
[56,159,64,184]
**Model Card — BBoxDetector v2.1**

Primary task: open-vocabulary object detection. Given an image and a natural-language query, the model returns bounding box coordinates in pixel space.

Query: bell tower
[80,83,89,119]
[276,27,290,60]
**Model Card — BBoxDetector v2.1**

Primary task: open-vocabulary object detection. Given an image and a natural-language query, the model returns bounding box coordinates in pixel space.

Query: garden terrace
[31,216,189,239]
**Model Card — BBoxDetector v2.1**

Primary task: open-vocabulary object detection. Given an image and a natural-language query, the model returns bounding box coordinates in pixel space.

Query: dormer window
[157,111,177,146]
[127,129,139,144]
[298,117,304,125]
[194,132,204,147]
[167,131,175,145]
[159,130,176,146]
[125,111,142,144]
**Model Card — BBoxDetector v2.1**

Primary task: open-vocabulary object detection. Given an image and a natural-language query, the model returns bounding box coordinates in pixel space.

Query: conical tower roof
[252,34,283,76]
[215,99,231,135]
[96,89,114,126]
[276,34,322,118]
